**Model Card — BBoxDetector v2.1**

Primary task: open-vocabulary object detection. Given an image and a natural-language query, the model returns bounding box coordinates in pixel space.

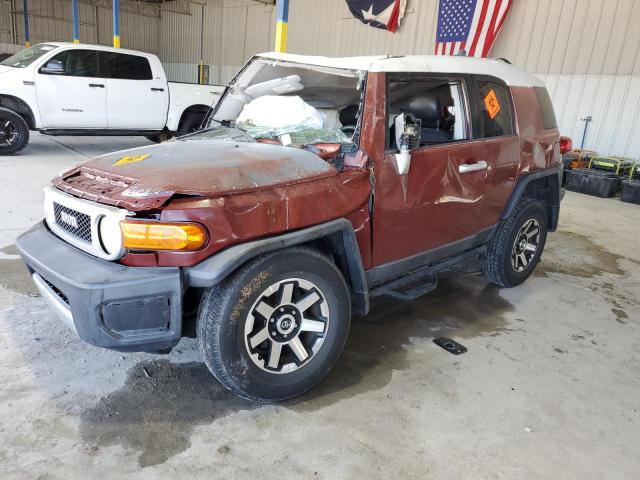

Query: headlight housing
[98,215,124,256]
[120,221,207,251]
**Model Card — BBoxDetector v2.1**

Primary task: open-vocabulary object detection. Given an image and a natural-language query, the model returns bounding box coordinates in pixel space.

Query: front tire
[0,107,29,155]
[197,246,351,402]
[483,198,548,287]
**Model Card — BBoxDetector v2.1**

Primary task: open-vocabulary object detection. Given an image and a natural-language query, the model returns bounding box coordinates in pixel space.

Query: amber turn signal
[121,221,207,251]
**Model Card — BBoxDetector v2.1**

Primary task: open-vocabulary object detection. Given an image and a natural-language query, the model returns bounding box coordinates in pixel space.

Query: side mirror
[394,113,421,175]
[40,59,65,75]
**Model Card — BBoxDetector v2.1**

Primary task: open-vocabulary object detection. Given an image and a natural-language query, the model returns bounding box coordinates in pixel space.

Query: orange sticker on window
[484,89,501,119]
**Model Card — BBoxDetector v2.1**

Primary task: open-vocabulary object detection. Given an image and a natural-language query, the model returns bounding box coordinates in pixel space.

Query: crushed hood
[53,139,338,210]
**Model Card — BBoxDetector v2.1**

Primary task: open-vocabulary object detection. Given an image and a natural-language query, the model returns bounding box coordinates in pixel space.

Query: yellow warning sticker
[484,89,501,119]
[113,154,150,166]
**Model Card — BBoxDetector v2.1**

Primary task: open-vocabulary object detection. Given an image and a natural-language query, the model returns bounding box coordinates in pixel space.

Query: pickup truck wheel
[483,198,547,288]
[177,113,205,137]
[197,246,351,402]
[145,130,172,143]
[0,107,29,155]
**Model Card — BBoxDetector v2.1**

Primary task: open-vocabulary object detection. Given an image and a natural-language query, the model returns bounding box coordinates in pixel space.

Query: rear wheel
[145,130,173,143]
[177,112,206,137]
[483,198,547,287]
[197,246,351,402]
[0,107,29,155]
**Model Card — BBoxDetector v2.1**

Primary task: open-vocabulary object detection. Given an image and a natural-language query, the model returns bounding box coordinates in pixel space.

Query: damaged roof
[256,52,545,88]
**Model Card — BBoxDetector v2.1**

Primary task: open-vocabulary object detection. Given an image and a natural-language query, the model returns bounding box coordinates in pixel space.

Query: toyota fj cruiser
[17,53,567,402]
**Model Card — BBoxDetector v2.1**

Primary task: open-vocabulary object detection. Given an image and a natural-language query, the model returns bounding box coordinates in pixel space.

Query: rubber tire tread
[483,198,547,288]
[197,246,351,403]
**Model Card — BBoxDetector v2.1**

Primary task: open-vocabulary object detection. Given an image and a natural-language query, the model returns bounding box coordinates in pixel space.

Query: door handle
[151,87,165,92]
[459,160,488,173]
[88,83,104,88]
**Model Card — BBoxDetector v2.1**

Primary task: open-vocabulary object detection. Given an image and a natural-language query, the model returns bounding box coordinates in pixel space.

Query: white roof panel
[256,52,544,88]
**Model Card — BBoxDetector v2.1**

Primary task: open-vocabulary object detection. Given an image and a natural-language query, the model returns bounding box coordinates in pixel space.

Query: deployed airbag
[237,95,326,130]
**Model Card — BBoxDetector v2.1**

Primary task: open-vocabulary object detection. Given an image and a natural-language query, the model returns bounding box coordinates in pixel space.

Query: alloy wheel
[244,278,330,374]
[0,118,19,148]
[511,218,540,272]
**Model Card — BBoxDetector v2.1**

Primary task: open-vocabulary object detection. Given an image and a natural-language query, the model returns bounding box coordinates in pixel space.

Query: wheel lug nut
[271,331,276,335]
[283,334,288,338]
[280,307,285,312]
[270,318,275,323]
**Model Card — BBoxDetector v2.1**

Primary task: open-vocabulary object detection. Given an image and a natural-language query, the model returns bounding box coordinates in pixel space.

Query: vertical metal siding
[2,0,160,51]
[539,74,640,157]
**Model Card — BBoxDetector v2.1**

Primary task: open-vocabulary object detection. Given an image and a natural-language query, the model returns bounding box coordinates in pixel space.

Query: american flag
[435,0,514,57]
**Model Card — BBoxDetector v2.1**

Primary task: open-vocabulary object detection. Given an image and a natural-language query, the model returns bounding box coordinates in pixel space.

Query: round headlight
[98,215,123,256]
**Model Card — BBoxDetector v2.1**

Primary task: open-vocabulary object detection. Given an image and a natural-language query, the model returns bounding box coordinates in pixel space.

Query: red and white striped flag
[434,0,514,57]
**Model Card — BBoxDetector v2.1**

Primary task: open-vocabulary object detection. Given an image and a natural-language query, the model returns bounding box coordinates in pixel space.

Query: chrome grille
[53,202,92,243]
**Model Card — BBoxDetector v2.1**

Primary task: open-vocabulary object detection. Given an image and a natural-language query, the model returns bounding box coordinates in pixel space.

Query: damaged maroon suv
[17,53,566,402]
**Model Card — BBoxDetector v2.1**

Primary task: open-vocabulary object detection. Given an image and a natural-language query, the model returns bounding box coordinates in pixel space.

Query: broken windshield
[191,58,363,148]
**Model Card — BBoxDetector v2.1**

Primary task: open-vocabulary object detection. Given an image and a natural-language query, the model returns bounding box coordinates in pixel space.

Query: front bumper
[16,222,183,352]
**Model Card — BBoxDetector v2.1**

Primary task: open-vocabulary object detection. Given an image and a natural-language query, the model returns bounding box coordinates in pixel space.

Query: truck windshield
[194,58,363,148]
[0,44,58,68]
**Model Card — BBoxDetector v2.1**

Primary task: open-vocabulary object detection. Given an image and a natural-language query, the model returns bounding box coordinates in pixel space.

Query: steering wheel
[341,125,356,136]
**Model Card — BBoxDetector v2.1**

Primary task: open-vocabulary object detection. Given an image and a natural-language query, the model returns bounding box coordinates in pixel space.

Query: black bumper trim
[17,222,183,352]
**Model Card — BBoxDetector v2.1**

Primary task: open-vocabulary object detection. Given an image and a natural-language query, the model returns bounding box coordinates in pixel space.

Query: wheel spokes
[295,291,320,313]
[280,282,294,305]
[300,317,325,333]
[245,278,330,374]
[249,327,270,348]
[268,342,282,369]
[288,337,309,362]
[518,252,528,268]
[254,300,274,320]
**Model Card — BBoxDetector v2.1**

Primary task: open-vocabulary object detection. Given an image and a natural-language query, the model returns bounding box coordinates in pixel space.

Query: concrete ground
[0,133,638,479]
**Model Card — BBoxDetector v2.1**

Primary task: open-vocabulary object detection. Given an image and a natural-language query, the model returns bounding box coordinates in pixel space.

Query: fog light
[120,221,207,251]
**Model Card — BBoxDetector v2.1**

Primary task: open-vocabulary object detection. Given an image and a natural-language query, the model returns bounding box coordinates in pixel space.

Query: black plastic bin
[621,180,640,204]
[564,169,622,198]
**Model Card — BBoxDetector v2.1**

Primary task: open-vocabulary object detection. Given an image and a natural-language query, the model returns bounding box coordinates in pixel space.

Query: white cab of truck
[0,42,225,155]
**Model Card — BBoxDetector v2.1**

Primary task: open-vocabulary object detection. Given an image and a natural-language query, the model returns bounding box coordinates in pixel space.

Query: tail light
[559,136,573,155]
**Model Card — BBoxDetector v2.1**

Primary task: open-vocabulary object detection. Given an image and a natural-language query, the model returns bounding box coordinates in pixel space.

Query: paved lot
[1,134,639,479]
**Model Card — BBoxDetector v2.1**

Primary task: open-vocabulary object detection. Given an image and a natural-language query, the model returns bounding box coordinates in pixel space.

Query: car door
[102,52,168,130]
[371,74,519,267]
[35,49,107,128]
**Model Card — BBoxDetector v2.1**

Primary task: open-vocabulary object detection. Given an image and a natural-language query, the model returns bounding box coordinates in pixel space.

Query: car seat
[394,94,452,144]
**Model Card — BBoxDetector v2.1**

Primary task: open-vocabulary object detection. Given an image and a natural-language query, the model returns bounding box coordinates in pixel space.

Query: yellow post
[274,0,288,53]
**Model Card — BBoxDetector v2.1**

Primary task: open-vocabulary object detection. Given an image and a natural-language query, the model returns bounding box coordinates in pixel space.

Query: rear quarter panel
[510,86,561,177]
[165,83,225,131]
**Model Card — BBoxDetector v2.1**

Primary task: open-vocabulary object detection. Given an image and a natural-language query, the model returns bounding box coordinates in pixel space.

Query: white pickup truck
[0,42,225,154]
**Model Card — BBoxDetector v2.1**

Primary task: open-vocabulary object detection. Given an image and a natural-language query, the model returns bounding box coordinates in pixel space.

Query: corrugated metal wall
[282,0,640,76]
[1,0,639,157]
[283,0,640,158]
[0,0,162,53]
[159,0,274,84]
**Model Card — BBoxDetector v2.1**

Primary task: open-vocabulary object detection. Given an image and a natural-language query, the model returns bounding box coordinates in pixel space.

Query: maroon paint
[364,73,517,265]
[59,75,558,272]
[121,169,371,267]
